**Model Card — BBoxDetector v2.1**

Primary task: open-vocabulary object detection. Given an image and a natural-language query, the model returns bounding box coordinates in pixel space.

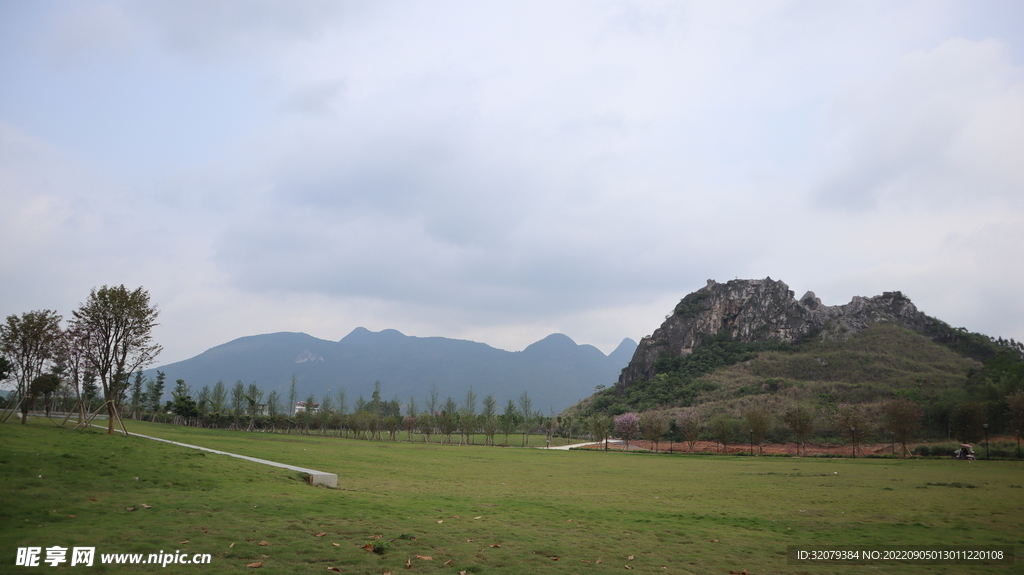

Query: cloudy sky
[2,1,1023,366]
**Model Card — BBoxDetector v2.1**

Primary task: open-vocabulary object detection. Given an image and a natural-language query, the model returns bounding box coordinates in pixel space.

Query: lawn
[2,419,1021,574]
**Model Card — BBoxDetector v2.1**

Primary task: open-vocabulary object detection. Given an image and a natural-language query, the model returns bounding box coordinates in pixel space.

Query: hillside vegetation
[571,322,1024,441]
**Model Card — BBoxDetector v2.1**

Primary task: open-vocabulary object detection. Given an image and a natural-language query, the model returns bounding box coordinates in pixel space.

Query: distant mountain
[146,329,637,412]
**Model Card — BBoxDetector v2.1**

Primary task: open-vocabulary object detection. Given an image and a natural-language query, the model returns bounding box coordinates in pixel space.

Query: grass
[672,322,984,420]
[2,419,1022,574]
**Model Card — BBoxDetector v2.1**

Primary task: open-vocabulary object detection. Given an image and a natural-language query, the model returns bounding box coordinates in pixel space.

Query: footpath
[95,425,338,488]
[546,439,624,450]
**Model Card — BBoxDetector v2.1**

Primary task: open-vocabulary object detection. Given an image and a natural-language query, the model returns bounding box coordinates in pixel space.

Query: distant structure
[294,401,319,414]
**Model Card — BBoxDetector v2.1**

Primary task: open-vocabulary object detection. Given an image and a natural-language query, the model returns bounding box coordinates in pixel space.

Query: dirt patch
[578,439,909,457]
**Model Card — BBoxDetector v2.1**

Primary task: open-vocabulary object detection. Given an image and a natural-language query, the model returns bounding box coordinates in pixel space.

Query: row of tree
[149,377,567,447]
[602,392,1024,457]
[0,286,161,434]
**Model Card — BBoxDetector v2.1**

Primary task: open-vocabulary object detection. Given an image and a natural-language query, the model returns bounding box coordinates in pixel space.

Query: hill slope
[571,278,1024,438]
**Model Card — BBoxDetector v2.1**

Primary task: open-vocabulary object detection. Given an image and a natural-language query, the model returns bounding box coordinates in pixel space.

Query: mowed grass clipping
[1,420,1021,574]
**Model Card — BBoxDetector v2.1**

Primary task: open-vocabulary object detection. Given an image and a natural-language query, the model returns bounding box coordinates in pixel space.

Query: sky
[2,1,1023,368]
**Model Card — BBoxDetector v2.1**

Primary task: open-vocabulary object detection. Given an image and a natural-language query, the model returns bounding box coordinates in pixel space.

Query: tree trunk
[107,401,116,435]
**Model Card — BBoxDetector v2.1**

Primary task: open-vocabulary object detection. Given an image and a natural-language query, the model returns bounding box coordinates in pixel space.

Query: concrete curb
[95,426,338,488]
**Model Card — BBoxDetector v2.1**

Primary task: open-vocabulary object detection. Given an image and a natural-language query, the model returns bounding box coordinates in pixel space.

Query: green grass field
[2,419,1021,574]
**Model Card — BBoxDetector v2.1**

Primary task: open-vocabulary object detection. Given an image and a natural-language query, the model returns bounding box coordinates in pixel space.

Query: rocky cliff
[618,278,937,389]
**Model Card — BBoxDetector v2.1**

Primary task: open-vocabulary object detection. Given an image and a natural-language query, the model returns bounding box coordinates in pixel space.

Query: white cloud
[813,37,1024,210]
[1,1,1023,366]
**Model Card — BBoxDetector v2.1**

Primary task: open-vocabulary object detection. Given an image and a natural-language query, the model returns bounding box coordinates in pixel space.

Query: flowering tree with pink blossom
[614,412,641,450]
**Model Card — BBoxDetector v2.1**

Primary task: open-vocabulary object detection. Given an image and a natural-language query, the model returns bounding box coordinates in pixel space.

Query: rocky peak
[618,278,933,389]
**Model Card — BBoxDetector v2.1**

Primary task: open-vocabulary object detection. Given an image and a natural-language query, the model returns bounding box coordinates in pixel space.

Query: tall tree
[1,310,62,424]
[81,372,99,411]
[319,391,333,415]
[461,387,477,444]
[589,414,612,450]
[170,379,199,422]
[171,379,191,404]
[783,406,815,457]
[30,372,62,417]
[614,412,641,450]
[230,381,246,418]
[641,411,669,452]
[500,399,518,445]
[128,372,145,419]
[55,325,90,424]
[518,391,533,446]
[425,384,439,418]
[368,381,383,415]
[266,390,281,418]
[709,415,734,454]
[196,385,211,415]
[146,371,165,415]
[677,408,702,452]
[210,380,227,414]
[71,286,161,434]
[835,404,869,457]
[335,387,348,416]
[287,375,299,416]
[481,394,497,446]
[742,406,773,455]
[884,398,922,457]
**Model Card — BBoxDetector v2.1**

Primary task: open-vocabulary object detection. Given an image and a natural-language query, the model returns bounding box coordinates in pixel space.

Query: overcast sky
[2,1,1023,367]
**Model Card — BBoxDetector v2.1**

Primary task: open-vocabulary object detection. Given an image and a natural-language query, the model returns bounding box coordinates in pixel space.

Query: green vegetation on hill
[575,322,1024,441]
[584,333,791,414]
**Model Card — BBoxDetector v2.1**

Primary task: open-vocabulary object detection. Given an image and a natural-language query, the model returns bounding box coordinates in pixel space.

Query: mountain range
[146,328,637,412]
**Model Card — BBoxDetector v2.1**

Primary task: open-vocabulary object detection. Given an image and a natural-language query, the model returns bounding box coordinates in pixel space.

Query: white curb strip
[96,426,338,488]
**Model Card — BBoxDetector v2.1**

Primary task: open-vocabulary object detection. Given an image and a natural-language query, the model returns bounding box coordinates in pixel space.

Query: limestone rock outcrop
[618,278,935,389]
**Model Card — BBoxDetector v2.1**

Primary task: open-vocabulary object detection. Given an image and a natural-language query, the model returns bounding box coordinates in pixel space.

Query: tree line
[0,285,160,434]
[0,290,572,446]
[592,391,1024,458]
[137,375,572,448]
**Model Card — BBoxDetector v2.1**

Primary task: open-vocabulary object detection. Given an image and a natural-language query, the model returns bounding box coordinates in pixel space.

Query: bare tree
[481,393,497,446]
[709,415,733,454]
[518,391,533,446]
[56,324,91,425]
[461,386,477,444]
[500,399,518,445]
[783,406,815,457]
[425,384,439,418]
[641,411,669,452]
[742,406,773,455]
[883,398,922,457]
[287,375,299,417]
[71,285,161,435]
[677,408,702,452]
[835,404,869,457]
[1,310,62,424]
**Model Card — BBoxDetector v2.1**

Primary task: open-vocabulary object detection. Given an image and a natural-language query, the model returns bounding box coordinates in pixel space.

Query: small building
[294,401,320,414]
